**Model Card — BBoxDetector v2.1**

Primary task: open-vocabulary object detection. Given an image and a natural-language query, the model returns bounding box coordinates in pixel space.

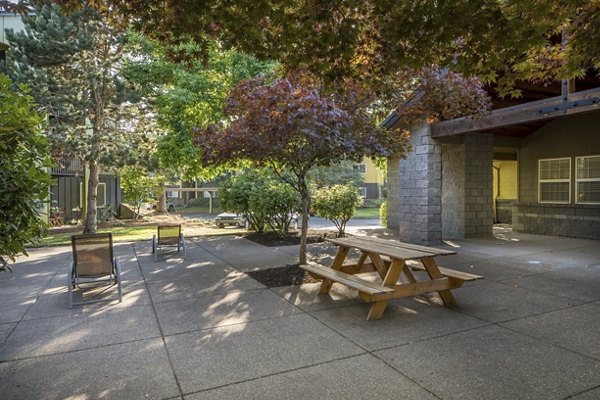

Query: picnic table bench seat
[407,262,483,282]
[300,262,394,296]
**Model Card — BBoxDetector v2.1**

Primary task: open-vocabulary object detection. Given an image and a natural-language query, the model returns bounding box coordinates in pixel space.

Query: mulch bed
[244,230,340,287]
[246,264,321,288]
[243,229,337,247]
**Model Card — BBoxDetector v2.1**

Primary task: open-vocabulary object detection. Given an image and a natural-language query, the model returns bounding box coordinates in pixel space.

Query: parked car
[214,212,305,229]
[145,198,177,212]
[214,212,247,228]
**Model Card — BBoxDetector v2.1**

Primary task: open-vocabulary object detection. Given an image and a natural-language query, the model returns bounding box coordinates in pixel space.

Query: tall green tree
[0,74,53,271]
[124,35,276,182]
[308,161,364,189]
[4,3,153,233]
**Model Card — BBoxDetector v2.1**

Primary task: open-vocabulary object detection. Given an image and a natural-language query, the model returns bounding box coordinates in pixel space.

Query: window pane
[577,156,600,179]
[353,164,366,173]
[540,182,569,202]
[540,159,570,180]
[578,181,600,203]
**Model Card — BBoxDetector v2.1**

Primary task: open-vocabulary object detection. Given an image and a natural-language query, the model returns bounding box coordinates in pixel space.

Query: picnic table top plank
[339,236,456,256]
[326,237,456,260]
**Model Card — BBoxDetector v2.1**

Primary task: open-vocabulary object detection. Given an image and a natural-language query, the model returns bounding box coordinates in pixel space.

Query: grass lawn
[35,224,246,247]
[352,207,380,219]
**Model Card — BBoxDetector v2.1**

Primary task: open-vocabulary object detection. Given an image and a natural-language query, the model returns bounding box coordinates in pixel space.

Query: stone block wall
[513,203,600,239]
[463,133,494,237]
[441,141,465,237]
[388,123,443,245]
[441,133,494,238]
[496,199,516,224]
[388,125,494,244]
[387,156,401,230]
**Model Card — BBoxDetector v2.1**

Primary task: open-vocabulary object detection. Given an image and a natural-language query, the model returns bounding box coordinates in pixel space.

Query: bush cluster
[380,199,388,229]
[218,170,301,238]
[312,184,363,237]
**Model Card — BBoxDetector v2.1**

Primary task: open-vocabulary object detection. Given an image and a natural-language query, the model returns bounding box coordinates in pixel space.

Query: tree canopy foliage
[0,74,53,271]
[46,0,599,96]
[196,71,411,262]
[308,160,364,189]
[124,34,276,181]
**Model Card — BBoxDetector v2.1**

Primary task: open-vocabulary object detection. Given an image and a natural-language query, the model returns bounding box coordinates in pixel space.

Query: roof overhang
[431,87,600,139]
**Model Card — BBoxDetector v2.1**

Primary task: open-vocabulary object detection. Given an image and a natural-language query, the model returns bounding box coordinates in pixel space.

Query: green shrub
[0,75,53,271]
[312,184,363,237]
[218,169,300,235]
[219,170,267,231]
[250,179,301,238]
[380,199,388,228]
[121,167,156,219]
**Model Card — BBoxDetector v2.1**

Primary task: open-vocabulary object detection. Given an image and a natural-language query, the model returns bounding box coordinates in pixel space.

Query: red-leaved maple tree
[196,73,410,264]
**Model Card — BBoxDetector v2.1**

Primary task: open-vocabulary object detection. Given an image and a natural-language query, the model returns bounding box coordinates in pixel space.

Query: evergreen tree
[4,3,153,233]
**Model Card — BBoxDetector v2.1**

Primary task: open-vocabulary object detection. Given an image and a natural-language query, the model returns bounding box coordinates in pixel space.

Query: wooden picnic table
[300,236,482,320]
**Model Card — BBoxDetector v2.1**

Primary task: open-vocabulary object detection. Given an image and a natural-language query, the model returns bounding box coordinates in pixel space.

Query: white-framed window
[80,182,107,208]
[538,158,571,204]
[576,155,600,204]
[353,164,366,174]
[166,190,179,198]
[359,187,367,199]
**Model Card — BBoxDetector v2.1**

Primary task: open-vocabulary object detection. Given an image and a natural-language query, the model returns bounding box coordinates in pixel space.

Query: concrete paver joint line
[178,353,369,398]
[302,306,446,400]
[562,384,600,400]
[131,243,185,398]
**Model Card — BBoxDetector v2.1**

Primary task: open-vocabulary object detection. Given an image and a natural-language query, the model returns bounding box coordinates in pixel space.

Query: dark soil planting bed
[246,264,321,288]
[243,230,337,247]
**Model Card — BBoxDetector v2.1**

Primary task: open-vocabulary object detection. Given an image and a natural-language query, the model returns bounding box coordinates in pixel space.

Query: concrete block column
[387,123,442,245]
[442,132,494,238]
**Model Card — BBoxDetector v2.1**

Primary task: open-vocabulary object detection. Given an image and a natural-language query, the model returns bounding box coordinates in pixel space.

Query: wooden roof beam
[431,87,600,138]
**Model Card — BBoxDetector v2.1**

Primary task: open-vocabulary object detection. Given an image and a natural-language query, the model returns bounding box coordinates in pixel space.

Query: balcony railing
[51,157,83,176]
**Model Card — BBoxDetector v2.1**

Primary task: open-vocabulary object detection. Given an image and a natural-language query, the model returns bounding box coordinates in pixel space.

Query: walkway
[0,228,599,399]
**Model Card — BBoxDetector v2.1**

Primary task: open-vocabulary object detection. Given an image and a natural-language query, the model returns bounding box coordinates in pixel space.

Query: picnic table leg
[353,253,368,273]
[421,256,457,306]
[367,253,388,280]
[401,264,417,283]
[366,259,405,320]
[319,246,350,294]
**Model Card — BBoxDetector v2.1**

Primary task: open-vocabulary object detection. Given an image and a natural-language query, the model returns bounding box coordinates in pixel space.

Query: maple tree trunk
[83,160,99,234]
[298,176,310,265]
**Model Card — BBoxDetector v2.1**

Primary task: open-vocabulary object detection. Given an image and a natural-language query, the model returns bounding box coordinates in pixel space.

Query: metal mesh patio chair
[68,233,122,309]
[152,224,186,261]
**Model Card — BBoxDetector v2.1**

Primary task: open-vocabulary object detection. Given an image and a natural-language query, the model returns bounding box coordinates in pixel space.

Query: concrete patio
[1,227,599,399]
